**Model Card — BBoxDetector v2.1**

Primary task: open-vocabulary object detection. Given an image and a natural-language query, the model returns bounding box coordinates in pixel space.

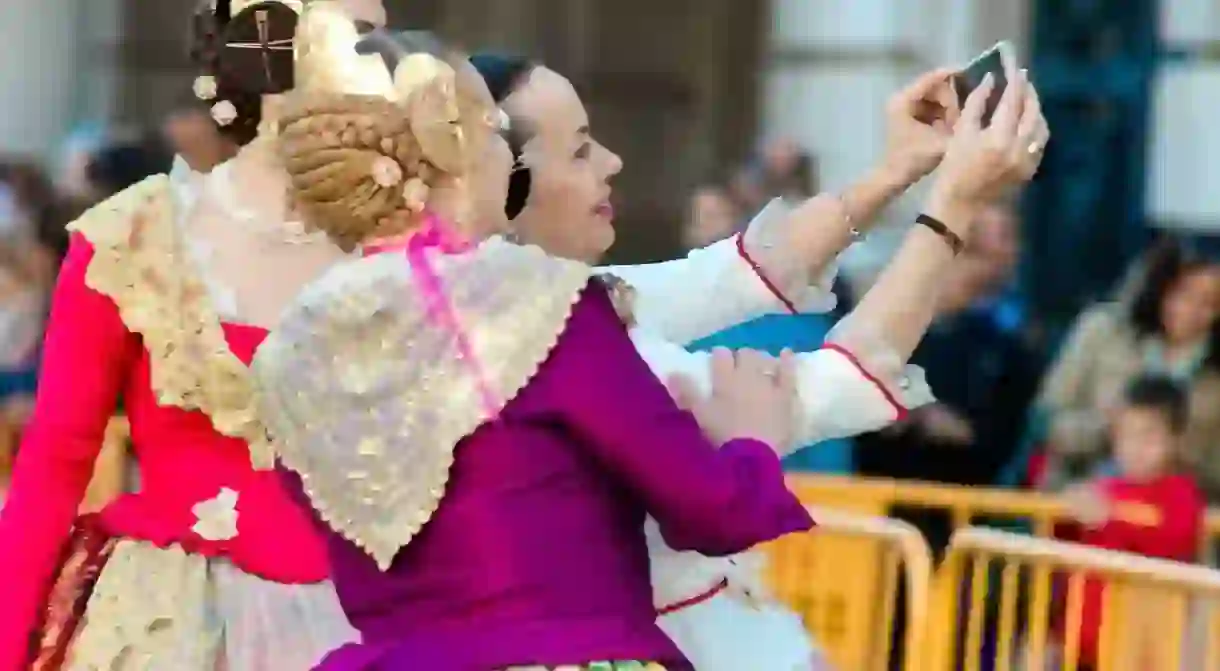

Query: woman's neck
[259,93,286,137]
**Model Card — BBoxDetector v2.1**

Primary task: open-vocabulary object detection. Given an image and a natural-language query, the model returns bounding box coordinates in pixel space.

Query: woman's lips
[594,201,614,219]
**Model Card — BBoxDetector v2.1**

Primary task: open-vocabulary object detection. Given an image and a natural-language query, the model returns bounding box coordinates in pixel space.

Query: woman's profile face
[503,67,622,263]
[1160,264,1220,344]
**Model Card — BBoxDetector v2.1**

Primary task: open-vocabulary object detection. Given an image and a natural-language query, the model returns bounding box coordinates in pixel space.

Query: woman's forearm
[843,192,978,363]
[782,163,915,280]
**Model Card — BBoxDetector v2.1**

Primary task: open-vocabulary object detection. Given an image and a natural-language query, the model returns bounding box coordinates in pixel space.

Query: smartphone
[953,41,1017,126]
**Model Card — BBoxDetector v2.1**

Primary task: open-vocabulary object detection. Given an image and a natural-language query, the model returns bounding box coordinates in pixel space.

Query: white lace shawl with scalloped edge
[252,237,591,569]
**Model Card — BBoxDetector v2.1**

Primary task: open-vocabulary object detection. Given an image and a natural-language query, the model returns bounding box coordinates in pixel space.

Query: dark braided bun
[188,0,298,146]
[469,53,536,220]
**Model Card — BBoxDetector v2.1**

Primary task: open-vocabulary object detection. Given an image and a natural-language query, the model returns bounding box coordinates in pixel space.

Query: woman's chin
[587,220,616,261]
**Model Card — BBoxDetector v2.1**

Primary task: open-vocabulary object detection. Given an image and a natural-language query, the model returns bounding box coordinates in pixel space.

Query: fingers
[733,348,772,376]
[1015,77,1043,143]
[664,373,700,411]
[708,347,735,391]
[1013,78,1049,178]
[988,67,1026,139]
[956,73,994,133]
[775,349,799,397]
[894,67,957,111]
[735,349,794,391]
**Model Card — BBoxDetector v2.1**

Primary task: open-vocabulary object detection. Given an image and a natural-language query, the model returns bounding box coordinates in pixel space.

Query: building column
[1148,0,1220,231]
[0,0,82,158]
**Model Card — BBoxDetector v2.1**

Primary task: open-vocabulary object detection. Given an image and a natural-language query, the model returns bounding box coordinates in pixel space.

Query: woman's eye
[574,143,591,160]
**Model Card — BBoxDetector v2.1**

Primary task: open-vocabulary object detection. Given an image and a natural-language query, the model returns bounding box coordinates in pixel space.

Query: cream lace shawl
[253,238,590,568]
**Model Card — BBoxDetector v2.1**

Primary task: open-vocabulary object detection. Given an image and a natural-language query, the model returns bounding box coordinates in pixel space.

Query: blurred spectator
[55,124,107,202]
[971,202,1021,277]
[0,160,56,241]
[728,164,767,218]
[758,137,817,201]
[1048,375,1204,669]
[855,251,1043,546]
[85,137,172,201]
[1031,239,1220,499]
[34,196,81,269]
[161,94,238,173]
[683,183,739,249]
[963,202,1039,346]
[0,161,57,452]
[728,139,818,220]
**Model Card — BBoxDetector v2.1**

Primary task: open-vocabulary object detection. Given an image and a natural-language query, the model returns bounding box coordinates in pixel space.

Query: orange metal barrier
[765,476,1220,669]
[930,527,1220,671]
[785,475,1161,537]
[81,416,131,512]
[1,412,128,513]
[763,505,932,671]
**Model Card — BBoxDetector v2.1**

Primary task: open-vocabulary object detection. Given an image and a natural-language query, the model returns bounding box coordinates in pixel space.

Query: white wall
[0,0,120,162]
[1148,0,1220,231]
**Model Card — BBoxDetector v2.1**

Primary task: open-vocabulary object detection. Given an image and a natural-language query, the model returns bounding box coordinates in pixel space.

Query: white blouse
[168,153,341,324]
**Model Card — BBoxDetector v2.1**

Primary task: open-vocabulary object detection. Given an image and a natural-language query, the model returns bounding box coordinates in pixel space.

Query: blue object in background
[688,313,853,473]
[1022,0,1158,338]
[0,367,37,402]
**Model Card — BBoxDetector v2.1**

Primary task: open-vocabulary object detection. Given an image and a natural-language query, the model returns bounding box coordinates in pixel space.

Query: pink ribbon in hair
[362,213,498,412]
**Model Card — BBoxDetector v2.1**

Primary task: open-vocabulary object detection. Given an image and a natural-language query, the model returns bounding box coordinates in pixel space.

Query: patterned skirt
[58,539,358,670]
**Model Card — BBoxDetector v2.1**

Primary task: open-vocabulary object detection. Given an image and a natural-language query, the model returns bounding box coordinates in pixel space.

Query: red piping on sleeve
[734,233,798,315]
[821,343,909,420]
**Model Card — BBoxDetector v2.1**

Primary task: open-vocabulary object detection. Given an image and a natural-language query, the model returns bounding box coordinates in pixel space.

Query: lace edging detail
[740,198,840,314]
[67,175,275,469]
[825,315,935,412]
[254,240,592,569]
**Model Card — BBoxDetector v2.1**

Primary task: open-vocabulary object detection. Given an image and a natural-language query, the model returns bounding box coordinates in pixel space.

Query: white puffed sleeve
[602,199,838,345]
[629,325,933,453]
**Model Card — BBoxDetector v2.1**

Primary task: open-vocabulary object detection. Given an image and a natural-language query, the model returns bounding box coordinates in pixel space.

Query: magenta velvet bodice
[304,285,814,670]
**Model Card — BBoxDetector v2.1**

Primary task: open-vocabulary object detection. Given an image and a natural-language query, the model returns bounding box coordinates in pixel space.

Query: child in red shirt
[1054,375,1205,669]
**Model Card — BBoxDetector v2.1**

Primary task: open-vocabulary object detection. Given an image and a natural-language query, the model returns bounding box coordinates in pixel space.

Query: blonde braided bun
[277,93,436,251]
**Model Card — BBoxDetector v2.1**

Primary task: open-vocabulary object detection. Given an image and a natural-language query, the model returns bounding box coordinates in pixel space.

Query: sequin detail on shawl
[253,237,591,568]
[67,175,275,468]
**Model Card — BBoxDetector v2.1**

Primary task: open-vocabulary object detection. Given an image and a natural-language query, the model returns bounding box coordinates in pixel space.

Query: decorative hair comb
[220,0,302,95]
[230,0,303,15]
[196,0,304,126]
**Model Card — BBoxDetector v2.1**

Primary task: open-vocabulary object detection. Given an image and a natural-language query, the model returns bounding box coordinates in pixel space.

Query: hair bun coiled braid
[277,94,435,251]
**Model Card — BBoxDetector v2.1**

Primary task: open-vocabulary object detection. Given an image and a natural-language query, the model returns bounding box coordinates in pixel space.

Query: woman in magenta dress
[0,1,381,668]
[251,19,811,671]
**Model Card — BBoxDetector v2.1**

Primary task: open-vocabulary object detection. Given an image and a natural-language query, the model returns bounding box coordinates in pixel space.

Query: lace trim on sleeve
[738,197,840,314]
[823,315,934,416]
[67,175,275,469]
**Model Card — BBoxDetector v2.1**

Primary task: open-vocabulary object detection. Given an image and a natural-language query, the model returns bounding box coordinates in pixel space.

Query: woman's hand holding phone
[881,68,960,184]
[928,67,1050,234]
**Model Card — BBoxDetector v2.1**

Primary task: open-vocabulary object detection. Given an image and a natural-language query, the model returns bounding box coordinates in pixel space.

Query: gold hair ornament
[294,2,449,103]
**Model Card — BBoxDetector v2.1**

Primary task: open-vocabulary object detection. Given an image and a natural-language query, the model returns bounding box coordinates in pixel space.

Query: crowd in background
[684,137,1220,553]
[1,81,1219,610]
[0,91,246,487]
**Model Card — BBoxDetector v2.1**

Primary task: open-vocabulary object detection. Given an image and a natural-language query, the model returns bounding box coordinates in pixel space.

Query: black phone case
[953,51,1008,126]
